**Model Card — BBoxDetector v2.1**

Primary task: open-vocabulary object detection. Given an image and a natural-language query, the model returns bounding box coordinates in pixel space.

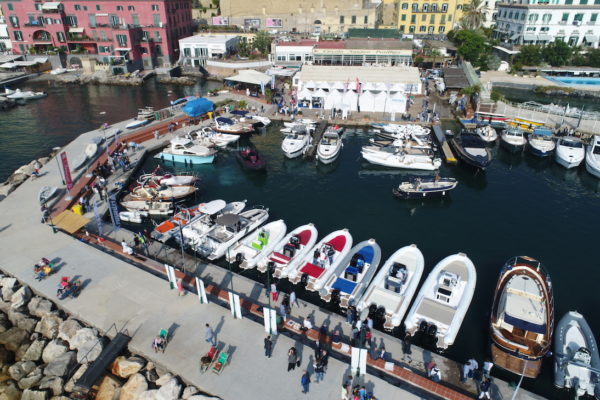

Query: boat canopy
[504,313,546,334]
[170,137,193,146]
[199,199,226,215]
[216,213,241,227]
[533,128,553,136]
[216,117,234,125]
[230,110,249,116]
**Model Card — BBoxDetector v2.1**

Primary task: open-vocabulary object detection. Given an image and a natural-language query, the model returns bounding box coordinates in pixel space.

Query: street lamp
[52,146,65,185]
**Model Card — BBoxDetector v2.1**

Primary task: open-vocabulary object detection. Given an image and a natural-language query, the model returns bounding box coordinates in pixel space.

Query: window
[448,14,452,21]
[565,0,573,3]
[9,16,19,28]
[421,14,426,21]
[116,34,127,47]
[439,26,445,32]
[412,3,419,12]
[419,25,426,32]
[96,4,101,10]
[14,30,22,41]
[528,13,538,23]
[351,15,356,24]
[423,3,428,11]
[100,30,107,40]
[508,11,513,19]
[364,15,368,24]
[526,26,536,31]
[35,4,42,10]
[340,15,345,24]
[142,31,149,41]
[7,3,13,11]
[432,4,438,12]
[66,15,77,26]
[400,25,405,31]
[154,31,161,41]
[562,13,569,21]
[409,25,415,32]
[153,14,161,26]
[596,0,600,4]
[401,14,407,21]
[574,13,583,21]
[91,30,97,39]
[128,6,135,11]
[74,5,81,10]
[430,14,435,23]
[117,6,123,10]
[99,45,111,52]
[57,31,65,42]
[542,13,551,23]
[89,13,96,27]
[591,13,598,22]
[83,6,87,10]
[156,45,162,56]
[441,3,448,12]
[402,2,408,9]
[152,4,159,10]
[440,15,446,23]
[411,15,416,23]
[580,0,588,4]
[132,14,139,26]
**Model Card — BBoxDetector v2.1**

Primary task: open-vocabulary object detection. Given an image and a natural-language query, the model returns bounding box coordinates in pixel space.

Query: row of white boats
[2,88,47,102]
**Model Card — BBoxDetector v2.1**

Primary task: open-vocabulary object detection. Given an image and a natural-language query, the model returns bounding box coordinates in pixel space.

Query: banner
[212,16,229,26]
[351,347,368,376]
[266,18,282,28]
[244,19,261,29]
[263,307,278,334]
[195,277,208,304]
[228,291,242,319]
[92,199,103,236]
[60,152,73,190]
[108,194,120,230]
[270,75,276,90]
[164,264,176,289]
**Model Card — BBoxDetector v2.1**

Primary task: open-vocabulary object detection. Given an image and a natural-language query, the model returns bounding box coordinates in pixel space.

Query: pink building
[0,0,193,69]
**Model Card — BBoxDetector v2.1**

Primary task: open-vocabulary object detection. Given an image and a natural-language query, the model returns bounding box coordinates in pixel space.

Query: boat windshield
[562,139,583,148]
[594,146,600,155]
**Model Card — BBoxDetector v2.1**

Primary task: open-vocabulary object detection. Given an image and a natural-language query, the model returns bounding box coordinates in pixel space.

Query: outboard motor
[331,289,341,305]
[375,306,386,320]
[300,273,309,286]
[290,235,300,248]
[427,324,438,337]
[369,304,378,316]
[267,261,276,275]
[235,253,244,264]
[419,320,429,334]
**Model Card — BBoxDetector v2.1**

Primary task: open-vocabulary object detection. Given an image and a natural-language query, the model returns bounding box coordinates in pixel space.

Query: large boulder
[23,340,46,362]
[187,396,220,400]
[0,277,17,294]
[155,378,181,400]
[111,356,145,379]
[44,351,76,377]
[38,376,63,396]
[68,327,97,350]
[42,340,67,363]
[0,328,28,352]
[8,361,36,381]
[138,390,158,400]
[0,346,11,367]
[76,338,103,364]
[95,375,121,400]
[0,313,11,333]
[17,370,43,390]
[0,380,22,400]
[118,373,147,400]
[145,368,159,383]
[63,364,87,393]
[27,297,53,318]
[35,314,62,339]
[20,389,48,400]
[154,372,173,387]
[57,319,82,342]
[182,386,199,399]
[10,286,31,310]
[7,309,37,333]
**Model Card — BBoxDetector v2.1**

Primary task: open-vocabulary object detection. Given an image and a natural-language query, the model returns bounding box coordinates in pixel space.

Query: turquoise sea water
[2,81,600,399]
[548,76,600,86]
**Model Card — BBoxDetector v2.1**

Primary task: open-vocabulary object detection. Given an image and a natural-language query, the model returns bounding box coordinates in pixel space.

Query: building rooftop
[443,67,470,89]
[277,38,412,51]
[298,65,420,84]
[347,28,401,39]
[179,34,238,44]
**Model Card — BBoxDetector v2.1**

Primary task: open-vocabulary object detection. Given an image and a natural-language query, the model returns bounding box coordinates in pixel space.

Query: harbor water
[2,81,600,399]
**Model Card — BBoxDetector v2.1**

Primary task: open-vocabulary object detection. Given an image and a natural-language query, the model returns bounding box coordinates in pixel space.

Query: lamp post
[52,146,65,185]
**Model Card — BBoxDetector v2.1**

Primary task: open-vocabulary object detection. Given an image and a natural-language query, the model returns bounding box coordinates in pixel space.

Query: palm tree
[430,49,442,68]
[461,0,490,30]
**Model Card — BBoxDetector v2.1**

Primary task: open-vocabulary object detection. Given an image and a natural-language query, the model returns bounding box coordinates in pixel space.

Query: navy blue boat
[450,132,493,170]
[392,177,458,199]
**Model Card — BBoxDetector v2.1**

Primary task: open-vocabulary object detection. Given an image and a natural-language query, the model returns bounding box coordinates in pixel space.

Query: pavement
[0,101,546,400]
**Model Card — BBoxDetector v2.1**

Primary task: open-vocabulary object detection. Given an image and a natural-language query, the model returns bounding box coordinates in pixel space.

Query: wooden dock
[432,125,457,165]
[303,121,328,159]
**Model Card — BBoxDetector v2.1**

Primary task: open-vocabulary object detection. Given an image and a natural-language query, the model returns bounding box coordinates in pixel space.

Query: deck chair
[211,351,229,375]
[200,346,218,373]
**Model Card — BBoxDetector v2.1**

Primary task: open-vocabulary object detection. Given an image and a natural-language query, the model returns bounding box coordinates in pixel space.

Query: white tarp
[359,90,376,112]
[324,89,343,109]
[41,2,61,10]
[225,69,271,86]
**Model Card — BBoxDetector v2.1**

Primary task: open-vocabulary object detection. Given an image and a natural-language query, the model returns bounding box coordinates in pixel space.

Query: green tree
[460,0,490,30]
[585,48,600,67]
[517,45,543,66]
[253,30,273,56]
[454,30,486,63]
[486,54,501,70]
[430,48,442,67]
[542,40,572,67]
[237,37,250,57]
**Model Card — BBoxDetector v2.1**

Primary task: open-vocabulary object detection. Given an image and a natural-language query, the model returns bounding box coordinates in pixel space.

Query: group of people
[110,149,131,172]
[342,376,374,400]
[56,276,81,299]
[34,257,53,280]
[461,358,494,399]
[313,244,336,268]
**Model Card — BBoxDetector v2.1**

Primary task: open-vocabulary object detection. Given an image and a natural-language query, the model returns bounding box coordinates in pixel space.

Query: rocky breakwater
[56,71,145,87]
[0,150,57,202]
[0,276,219,400]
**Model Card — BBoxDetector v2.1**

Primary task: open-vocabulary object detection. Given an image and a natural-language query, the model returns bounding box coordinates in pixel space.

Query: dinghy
[586,135,600,178]
[288,229,353,292]
[361,146,441,171]
[393,177,457,199]
[319,239,382,309]
[404,252,477,349]
[236,148,266,171]
[356,244,424,331]
[227,220,287,270]
[119,210,148,223]
[38,186,58,204]
[151,199,226,242]
[260,224,318,277]
[554,311,600,398]
[555,136,585,169]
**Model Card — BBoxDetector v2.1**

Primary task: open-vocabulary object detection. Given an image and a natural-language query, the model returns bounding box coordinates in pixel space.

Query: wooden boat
[214,117,254,135]
[120,200,173,215]
[490,256,554,378]
[236,148,266,171]
[392,177,457,199]
[260,223,319,277]
[226,220,287,270]
[121,185,197,203]
[151,199,226,242]
[38,186,58,204]
[356,244,424,331]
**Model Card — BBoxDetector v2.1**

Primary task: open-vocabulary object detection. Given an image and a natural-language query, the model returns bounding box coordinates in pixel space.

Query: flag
[270,75,276,89]
[260,81,265,95]
[355,78,361,93]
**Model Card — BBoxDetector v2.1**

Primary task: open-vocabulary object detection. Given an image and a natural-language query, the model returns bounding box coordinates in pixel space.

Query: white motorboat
[404,252,477,349]
[126,119,150,129]
[38,186,58,204]
[555,136,585,169]
[527,128,555,157]
[120,200,173,215]
[288,229,353,292]
[193,208,270,260]
[319,239,382,309]
[71,154,88,170]
[500,127,527,153]
[156,137,217,165]
[356,244,424,331]
[371,123,431,137]
[151,199,226,242]
[282,130,311,158]
[7,89,47,100]
[283,119,315,128]
[227,219,287,269]
[585,135,600,178]
[118,210,148,223]
[240,114,271,127]
[260,223,319,277]
[188,128,239,148]
[475,125,498,143]
[50,67,67,75]
[136,172,197,188]
[361,146,441,171]
[316,127,343,164]
[554,311,600,398]
[122,184,197,203]
[180,201,247,246]
[84,143,98,158]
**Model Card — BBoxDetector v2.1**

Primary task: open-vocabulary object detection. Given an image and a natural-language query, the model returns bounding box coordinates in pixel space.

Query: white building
[482,0,497,28]
[178,35,239,68]
[293,65,421,114]
[494,0,600,47]
[0,16,11,52]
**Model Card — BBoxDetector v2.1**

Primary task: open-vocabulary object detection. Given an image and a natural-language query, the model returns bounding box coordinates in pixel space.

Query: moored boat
[555,136,585,169]
[490,256,554,378]
[404,252,477,349]
[151,199,226,242]
[527,128,555,158]
[121,184,197,203]
[450,132,493,170]
[179,201,247,246]
[214,117,254,135]
[236,148,266,171]
[475,125,498,143]
[260,223,319,277]
[500,127,527,153]
[282,129,311,158]
[361,146,441,171]
[156,137,217,165]
[392,177,457,199]
[227,220,287,270]
[316,126,343,164]
[585,135,600,178]
[120,200,173,215]
[118,210,148,223]
[188,127,240,148]
[356,244,424,331]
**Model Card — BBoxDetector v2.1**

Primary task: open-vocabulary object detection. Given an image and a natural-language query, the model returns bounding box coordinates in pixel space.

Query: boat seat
[251,241,263,250]
[384,277,402,293]
[344,267,358,282]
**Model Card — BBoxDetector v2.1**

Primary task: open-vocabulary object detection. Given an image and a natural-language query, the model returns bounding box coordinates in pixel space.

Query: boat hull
[585,159,600,178]
[500,139,524,153]
[527,142,553,158]
[361,151,440,171]
[555,153,583,169]
[157,152,215,165]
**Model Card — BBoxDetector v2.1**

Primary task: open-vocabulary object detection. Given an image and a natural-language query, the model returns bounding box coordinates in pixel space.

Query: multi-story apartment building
[393,0,469,35]
[380,0,400,28]
[0,0,194,68]
[218,0,383,36]
[0,7,12,51]
[494,0,600,47]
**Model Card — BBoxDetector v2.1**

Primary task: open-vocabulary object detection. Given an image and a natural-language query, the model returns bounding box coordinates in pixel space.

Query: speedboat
[7,89,47,100]
[490,256,554,378]
[555,136,585,169]
[361,146,441,171]
[125,119,150,129]
[179,201,247,246]
[121,184,197,203]
[392,177,457,199]
[475,125,498,143]
[151,199,227,243]
[156,137,217,165]
[120,200,173,216]
[236,148,266,171]
[118,210,148,223]
[283,119,315,129]
[261,223,318,277]
[188,127,239,148]
[288,229,353,291]
[193,208,270,260]
[214,117,254,135]
[137,106,155,121]
[527,128,555,157]
[356,245,424,331]
[227,220,287,270]
[554,311,600,398]
[137,171,197,188]
[282,130,311,158]
[585,135,600,178]
[500,127,527,153]
[316,127,343,164]
[319,239,382,309]
[450,132,493,170]
[404,252,476,350]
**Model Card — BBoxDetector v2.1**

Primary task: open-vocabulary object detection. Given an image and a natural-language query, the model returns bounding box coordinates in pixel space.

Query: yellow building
[392,0,469,35]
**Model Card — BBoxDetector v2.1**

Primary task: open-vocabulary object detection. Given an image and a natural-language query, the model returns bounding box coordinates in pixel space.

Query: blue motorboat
[156,137,217,165]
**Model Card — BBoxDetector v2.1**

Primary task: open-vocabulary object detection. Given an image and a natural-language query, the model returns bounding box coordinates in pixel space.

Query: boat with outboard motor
[151,199,226,243]
[214,117,254,135]
[475,125,498,143]
[404,252,477,349]
[356,245,424,331]
[156,137,217,165]
[586,135,600,178]
[316,126,343,164]
[554,311,600,398]
[500,127,527,153]
[136,170,197,188]
[118,210,148,223]
[179,201,247,246]
[393,177,457,199]
[260,224,318,277]
[227,220,287,270]
[361,145,441,171]
[319,239,381,309]
[121,184,197,203]
[450,132,493,170]
[188,127,240,148]
[490,256,554,378]
[555,136,585,169]
[527,128,555,157]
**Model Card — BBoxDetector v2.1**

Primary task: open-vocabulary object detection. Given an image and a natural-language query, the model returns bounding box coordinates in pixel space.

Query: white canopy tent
[225,69,271,86]
[359,90,376,113]
[324,89,343,109]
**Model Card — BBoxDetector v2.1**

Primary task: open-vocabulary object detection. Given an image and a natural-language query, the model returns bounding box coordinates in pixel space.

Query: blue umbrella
[182,98,214,117]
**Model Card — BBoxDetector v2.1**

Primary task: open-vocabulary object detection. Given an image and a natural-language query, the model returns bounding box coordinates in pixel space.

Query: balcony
[587,21,597,25]
[141,37,162,43]
[67,34,95,42]
[24,21,44,28]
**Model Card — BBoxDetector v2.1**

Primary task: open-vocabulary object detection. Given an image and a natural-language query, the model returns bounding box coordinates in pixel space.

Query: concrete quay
[0,101,546,400]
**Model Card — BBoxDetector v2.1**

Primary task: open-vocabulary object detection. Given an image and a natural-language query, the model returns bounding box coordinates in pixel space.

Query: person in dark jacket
[301,370,310,393]
[264,335,273,358]
[288,347,298,371]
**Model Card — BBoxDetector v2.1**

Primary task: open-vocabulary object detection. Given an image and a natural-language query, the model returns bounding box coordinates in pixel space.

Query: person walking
[204,323,217,346]
[402,332,413,363]
[279,303,287,321]
[290,290,299,308]
[314,358,325,383]
[483,359,494,378]
[176,278,184,297]
[264,335,273,358]
[300,370,310,394]
[478,377,491,399]
[287,347,298,371]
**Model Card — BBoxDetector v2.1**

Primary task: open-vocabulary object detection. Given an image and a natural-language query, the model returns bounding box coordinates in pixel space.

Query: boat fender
[419,320,429,333]
[235,253,244,264]
[268,261,276,275]
[427,324,438,337]
[300,273,309,286]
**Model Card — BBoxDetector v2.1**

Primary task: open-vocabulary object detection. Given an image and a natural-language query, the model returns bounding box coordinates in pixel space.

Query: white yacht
[227,220,287,270]
[260,224,318,277]
[156,137,217,165]
[356,245,424,331]
[282,130,311,158]
[193,208,270,260]
[404,253,477,349]
[500,127,527,153]
[187,128,239,148]
[180,201,247,246]
[585,135,600,178]
[527,128,555,157]
[475,125,498,143]
[316,128,343,164]
[555,136,585,169]
[361,145,441,171]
